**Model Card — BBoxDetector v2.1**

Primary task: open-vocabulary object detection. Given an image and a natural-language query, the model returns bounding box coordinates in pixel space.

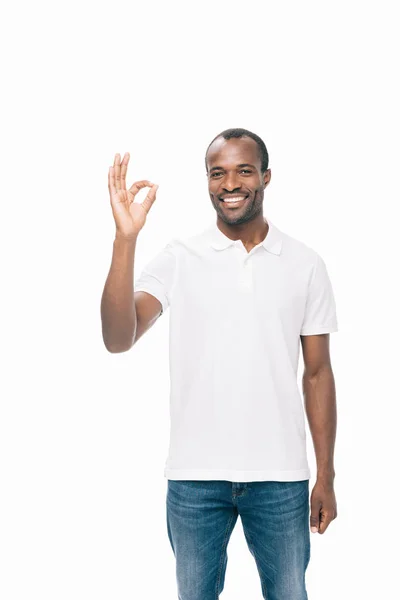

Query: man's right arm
[100,234,162,353]
[102,151,162,352]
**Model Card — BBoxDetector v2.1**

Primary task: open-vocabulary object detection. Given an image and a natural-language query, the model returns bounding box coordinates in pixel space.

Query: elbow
[101,322,136,353]
[103,335,135,353]
[303,362,333,381]
[105,344,131,353]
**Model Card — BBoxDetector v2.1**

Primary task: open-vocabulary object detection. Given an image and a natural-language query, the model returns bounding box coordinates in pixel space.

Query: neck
[216,214,269,245]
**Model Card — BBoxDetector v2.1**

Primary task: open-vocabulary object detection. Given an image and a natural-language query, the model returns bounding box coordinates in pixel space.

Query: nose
[222,172,242,192]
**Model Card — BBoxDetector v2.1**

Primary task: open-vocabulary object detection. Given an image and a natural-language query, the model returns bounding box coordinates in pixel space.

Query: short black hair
[205,128,269,174]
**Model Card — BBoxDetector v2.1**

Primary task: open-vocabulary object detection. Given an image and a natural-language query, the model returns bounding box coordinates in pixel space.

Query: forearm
[302,365,337,481]
[101,234,138,352]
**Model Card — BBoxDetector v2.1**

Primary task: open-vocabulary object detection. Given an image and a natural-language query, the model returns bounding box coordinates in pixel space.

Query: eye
[240,169,252,174]
[210,172,223,178]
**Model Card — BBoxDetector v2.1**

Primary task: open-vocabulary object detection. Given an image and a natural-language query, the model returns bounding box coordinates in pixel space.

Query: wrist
[114,231,138,245]
[317,469,335,483]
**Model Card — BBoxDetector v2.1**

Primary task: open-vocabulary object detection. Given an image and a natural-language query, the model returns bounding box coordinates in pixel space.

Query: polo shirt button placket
[239,257,253,291]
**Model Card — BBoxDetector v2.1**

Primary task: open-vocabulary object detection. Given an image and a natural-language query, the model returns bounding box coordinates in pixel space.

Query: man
[101,128,338,600]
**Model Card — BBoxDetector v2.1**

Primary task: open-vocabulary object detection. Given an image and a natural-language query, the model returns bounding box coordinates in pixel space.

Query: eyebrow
[209,163,256,172]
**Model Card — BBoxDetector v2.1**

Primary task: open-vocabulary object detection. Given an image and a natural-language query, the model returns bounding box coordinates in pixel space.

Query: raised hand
[108,152,159,240]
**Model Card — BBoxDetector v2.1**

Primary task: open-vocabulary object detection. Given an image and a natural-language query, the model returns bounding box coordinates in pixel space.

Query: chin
[222,212,251,226]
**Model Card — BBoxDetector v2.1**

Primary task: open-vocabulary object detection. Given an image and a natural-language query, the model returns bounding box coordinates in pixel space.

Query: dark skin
[206,136,338,534]
[206,136,271,252]
[301,334,337,534]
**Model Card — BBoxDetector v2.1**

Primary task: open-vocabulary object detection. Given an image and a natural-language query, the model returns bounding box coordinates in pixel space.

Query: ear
[263,169,271,187]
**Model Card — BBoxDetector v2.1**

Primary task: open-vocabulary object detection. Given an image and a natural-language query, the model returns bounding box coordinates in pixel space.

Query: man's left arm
[301,332,338,535]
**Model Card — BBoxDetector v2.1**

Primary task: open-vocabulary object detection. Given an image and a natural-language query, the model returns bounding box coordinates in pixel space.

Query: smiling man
[101,128,339,600]
[207,133,270,231]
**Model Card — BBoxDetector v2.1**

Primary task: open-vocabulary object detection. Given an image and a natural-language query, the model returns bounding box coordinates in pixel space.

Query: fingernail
[311,527,318,533]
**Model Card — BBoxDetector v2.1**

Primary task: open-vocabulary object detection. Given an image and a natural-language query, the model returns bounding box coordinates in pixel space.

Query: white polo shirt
[134,218,338,482]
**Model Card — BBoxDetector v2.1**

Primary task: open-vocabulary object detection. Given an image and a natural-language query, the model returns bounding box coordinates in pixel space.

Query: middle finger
[120,152,129,191]
[113,153,121,191]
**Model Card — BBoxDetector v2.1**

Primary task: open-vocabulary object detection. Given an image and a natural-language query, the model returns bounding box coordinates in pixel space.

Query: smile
[220,195,249,207]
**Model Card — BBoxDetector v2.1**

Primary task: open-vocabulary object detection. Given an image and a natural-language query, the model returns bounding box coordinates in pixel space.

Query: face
[206,136,271,225]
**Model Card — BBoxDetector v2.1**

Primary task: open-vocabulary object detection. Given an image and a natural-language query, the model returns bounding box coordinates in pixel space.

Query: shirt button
[243,261,252,273]
[239,263,252,288]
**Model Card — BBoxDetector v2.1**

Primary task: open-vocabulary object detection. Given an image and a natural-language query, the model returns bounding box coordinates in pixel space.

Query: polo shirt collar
[210,218,283,255]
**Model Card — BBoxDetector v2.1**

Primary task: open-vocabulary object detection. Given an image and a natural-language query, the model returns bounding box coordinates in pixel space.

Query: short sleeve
[134,242,176,315]
[300,253,338,335]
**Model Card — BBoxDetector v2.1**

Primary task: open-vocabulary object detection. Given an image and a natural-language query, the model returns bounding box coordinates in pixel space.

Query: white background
[1,0,399,598]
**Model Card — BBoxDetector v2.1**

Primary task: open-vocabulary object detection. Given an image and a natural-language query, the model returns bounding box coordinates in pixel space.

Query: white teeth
[223,196,247,203]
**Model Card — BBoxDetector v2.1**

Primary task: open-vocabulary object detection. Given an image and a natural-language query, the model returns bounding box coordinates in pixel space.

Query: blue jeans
[166,479,310,600]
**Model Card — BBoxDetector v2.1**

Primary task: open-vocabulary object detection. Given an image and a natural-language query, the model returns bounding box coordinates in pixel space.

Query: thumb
[310,494,321,533]
[141,183,159,214]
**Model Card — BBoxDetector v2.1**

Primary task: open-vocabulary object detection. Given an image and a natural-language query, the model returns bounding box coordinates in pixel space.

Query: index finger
[128,180,154,198]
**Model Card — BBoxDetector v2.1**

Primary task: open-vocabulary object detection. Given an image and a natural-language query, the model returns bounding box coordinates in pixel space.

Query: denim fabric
[166,479,310,600]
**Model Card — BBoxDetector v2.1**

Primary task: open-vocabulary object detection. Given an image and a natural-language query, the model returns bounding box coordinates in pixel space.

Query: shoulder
[165,226,213,258]
[277,226,335,292]
[279,226,321,267]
